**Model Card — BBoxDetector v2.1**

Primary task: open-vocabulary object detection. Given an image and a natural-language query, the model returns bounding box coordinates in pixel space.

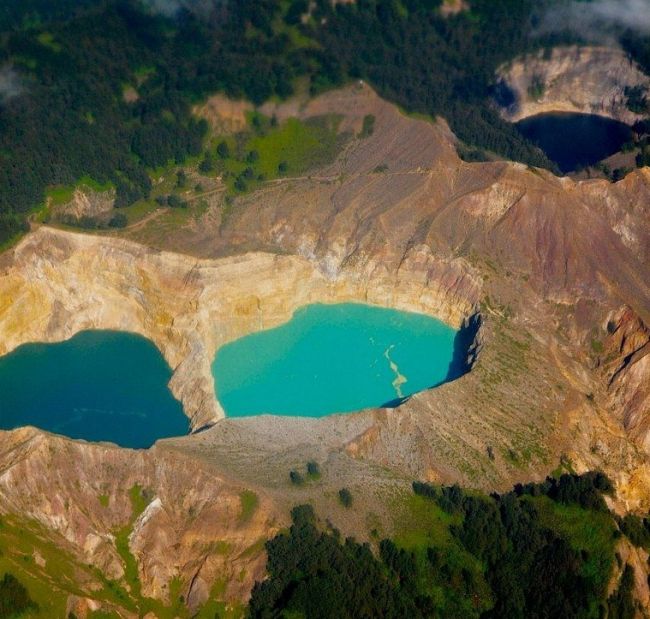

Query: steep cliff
[598,306,650,453]
[0,225,479,429]
[498,46,650,124]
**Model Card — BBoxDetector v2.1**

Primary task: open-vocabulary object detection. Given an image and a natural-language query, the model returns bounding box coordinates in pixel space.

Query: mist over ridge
[539,0,650,40]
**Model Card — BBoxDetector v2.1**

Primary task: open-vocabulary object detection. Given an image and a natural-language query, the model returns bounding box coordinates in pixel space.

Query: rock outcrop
[497,46,650,124]
[50,186,115,222]
[598,306,650,452]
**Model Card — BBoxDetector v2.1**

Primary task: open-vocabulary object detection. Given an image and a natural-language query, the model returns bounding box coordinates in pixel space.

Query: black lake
[515,112,632,173]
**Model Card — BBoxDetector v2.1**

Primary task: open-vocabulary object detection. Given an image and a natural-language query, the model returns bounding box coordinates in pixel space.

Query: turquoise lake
[213,303,462,418]
[0,330,188,449]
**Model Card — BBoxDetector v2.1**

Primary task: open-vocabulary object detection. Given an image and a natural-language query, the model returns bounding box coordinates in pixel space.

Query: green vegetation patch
[208,113,347,199]
[0,515,90,616]
[36,32,61,52]
[249,115,344,177]
[238,491,259,524]
[46,175,114,207]
[392,493,490,617]
[128,484,150,520]
[45,185,75,207]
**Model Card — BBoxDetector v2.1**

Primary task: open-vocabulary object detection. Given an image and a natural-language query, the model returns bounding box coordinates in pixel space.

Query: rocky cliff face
[498,46,650,124]
[597,306,650,452]
[50,186,115,222]
[0,225,479,429]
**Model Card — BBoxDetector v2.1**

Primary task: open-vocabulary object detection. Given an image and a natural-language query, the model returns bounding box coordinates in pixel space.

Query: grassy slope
[0,479,628,618]
[391,492,492,617]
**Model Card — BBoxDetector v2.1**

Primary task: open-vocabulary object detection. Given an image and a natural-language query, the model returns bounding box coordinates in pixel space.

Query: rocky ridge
[498,46,650,124]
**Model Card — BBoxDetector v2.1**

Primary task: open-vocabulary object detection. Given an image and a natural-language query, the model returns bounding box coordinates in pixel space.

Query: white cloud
[540,0,650,40]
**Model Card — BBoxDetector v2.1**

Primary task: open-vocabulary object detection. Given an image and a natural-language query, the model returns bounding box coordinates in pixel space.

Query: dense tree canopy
[250,473,642,618]
[0,0,648,244]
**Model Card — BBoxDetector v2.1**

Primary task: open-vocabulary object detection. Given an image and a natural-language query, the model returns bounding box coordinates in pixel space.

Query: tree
[285,0,308,25]
[217,141,230,159]
[248,504,432,618]
[0,573,36,617]
[167,194,186,208]
[199,152,214,173]
[108,212,128,228]
[289,470,304,485]
[306,461,320,477]
[278,160,288,174]
[338,488,352,507]
[176,170,187,188]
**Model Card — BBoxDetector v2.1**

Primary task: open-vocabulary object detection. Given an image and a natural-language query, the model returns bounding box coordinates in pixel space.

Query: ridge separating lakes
[0,330,187,449]
[213,302,475,418]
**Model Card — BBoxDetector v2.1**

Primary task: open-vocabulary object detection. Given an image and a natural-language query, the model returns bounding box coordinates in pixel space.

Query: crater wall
[497,46,650,124]
[0,227,480,429]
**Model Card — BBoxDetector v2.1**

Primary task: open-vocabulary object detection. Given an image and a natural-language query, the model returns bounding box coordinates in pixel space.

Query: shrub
[108,212,128,228]
[306,461,320,478]
[217,141,230,159]
[338,488,352,507]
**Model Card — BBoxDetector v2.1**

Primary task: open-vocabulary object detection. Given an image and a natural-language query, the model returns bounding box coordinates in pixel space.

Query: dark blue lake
[515,112,632,173]
[0,330,188,448]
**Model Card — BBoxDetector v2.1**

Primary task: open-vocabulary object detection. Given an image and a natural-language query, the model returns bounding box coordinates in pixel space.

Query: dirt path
[123,208,167,231]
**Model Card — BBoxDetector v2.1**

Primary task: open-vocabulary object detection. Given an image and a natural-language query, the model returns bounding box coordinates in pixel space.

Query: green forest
[249,473,642,619]
[0,0,649,244]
